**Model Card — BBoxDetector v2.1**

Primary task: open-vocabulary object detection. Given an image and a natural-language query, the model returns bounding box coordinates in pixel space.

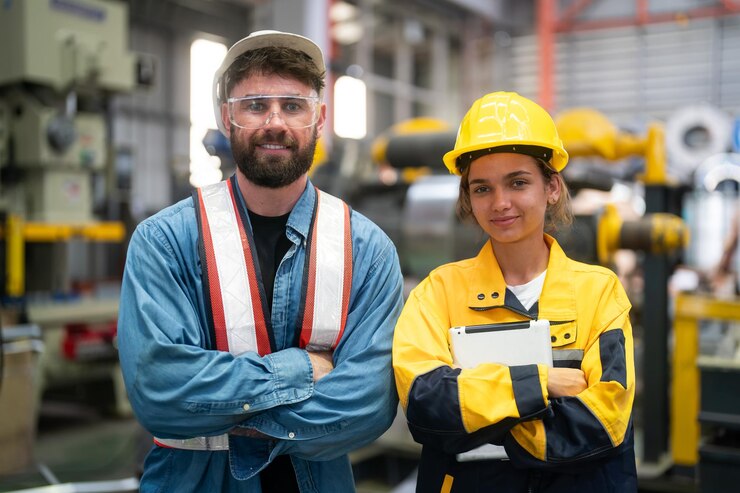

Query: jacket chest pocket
[550,320,583,369]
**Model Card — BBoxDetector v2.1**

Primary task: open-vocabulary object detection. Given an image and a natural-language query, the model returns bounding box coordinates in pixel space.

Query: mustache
[250,133,297,147]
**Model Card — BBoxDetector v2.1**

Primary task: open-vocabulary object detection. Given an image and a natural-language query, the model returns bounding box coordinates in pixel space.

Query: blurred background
[1,0,739,492]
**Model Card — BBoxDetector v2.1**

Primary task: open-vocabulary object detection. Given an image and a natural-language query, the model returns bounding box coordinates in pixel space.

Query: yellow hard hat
[442,91,569,174]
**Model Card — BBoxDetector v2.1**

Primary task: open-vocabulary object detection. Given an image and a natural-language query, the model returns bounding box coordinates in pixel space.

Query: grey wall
[498,10,740,128]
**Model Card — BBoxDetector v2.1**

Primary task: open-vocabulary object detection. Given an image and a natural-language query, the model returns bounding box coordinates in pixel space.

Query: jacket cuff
[264,347,314,405]
[509,364,548,418]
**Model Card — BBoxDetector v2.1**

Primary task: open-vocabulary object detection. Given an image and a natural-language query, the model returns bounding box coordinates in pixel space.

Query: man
[118,30,404,492]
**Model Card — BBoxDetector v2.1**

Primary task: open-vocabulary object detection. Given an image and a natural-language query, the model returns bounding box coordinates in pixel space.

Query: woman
[393,91,637,492]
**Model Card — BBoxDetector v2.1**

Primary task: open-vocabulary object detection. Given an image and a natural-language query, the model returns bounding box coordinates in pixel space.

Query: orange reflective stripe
[338,197,353,343]
[196,189,229,352]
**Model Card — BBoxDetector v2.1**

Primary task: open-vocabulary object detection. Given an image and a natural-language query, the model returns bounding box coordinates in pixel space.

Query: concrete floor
[0,398,414,493]
[0,401,144,492]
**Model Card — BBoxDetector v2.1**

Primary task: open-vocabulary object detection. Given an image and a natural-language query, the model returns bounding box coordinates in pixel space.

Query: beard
[231,129,318,189]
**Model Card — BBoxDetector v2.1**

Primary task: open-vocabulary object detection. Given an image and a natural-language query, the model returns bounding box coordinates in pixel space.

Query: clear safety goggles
[227,95,320,129]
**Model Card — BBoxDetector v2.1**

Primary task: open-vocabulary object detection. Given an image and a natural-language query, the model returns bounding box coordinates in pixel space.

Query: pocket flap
[550,320,577,348]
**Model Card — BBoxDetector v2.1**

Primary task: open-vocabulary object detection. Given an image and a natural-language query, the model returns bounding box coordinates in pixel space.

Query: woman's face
[468,153,560,246]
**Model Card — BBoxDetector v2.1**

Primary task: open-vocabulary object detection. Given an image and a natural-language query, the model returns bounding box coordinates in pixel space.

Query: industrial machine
[0,0,139,296]
[0,0,145,425]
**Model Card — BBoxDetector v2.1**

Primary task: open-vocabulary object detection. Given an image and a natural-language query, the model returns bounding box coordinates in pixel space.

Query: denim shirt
[118,179,404,492]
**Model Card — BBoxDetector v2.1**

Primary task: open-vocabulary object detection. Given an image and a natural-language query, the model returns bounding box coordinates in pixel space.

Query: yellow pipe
[596,204,623,265]
[614,134,647,158]
[79,222,126,242]
[0,221,126,242]
[671,304,700,466]
[5,214,25,297]
[642,123,668,185]
[649,213,690,255]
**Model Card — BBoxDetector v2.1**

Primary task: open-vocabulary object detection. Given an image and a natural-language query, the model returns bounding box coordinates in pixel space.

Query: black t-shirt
[247,209,293,310]
[247,209,299,493]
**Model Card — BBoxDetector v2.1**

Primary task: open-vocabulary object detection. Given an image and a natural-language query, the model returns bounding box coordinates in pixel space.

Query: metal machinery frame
[672,293,740,466]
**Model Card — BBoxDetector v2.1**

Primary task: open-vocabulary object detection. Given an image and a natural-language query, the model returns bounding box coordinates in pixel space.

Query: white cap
[212,30,326,135]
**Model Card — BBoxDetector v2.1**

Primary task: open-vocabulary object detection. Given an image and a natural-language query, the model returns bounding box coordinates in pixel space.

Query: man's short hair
[223,46,326,99]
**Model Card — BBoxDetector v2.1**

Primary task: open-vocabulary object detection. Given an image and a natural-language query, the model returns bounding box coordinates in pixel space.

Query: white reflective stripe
[306,191,346,350]
[154,435,230,451]
[200,181,258,355]
[552,349,584,362]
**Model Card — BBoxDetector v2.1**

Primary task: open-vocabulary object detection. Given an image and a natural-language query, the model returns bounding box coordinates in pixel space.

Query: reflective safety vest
[155,178,353,451]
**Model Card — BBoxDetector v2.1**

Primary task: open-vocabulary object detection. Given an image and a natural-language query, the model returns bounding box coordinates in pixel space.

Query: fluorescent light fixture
[334,75,367,140]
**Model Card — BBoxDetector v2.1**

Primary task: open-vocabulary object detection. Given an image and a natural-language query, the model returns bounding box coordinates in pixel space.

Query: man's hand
[547,367,587,398]
[308,350,334,382]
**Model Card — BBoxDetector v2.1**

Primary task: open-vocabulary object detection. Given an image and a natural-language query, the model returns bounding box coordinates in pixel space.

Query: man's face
[222,72,326,188]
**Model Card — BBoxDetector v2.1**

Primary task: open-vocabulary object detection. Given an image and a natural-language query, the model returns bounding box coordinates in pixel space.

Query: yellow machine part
[371,117,450,165]
[596,204,623,266]
[647,213,690,255]
[5,214,25,297]
[308,136,328,176]
[555,108,671,186]
[596,206,689,265]
[2,219,126,296]
[18,222,126,242]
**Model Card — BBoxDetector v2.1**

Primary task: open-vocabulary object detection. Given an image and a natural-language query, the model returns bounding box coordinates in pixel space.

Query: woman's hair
[456,155,573,234]
[224,46,326,98]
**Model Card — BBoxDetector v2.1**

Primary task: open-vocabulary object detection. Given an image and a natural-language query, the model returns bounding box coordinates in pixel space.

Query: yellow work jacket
[393,235,636,492]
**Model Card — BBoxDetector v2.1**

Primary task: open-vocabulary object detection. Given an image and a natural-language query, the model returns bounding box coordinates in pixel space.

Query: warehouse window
[334,75,367,139]
[190,38,227,187]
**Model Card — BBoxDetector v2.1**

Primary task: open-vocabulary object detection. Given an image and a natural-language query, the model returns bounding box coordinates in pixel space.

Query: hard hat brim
[444,141,568,174]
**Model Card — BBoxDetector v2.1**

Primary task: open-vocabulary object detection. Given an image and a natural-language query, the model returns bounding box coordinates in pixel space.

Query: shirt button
[477,293,485,300]
[288,432,296,439]
[491,292,499,299]
[564,333,571,340]
[242,403,251,411]
[551,336,557,343]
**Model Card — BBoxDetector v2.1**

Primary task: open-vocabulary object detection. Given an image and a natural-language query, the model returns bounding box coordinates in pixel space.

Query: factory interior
[1,0,740,492]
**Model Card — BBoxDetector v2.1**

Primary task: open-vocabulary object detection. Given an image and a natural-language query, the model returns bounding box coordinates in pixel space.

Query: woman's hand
[547,367,587,398]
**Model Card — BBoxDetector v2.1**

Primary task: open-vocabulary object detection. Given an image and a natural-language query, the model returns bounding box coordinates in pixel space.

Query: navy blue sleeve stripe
[599,329,627,388]
[553,359,582,369]
[509,364,547,418]
[545,397,615,460]
[407,366,465,432]
[505,409,634,469]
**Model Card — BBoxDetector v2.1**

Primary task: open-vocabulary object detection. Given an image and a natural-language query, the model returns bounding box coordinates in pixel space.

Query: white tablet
[449,319,553,369]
